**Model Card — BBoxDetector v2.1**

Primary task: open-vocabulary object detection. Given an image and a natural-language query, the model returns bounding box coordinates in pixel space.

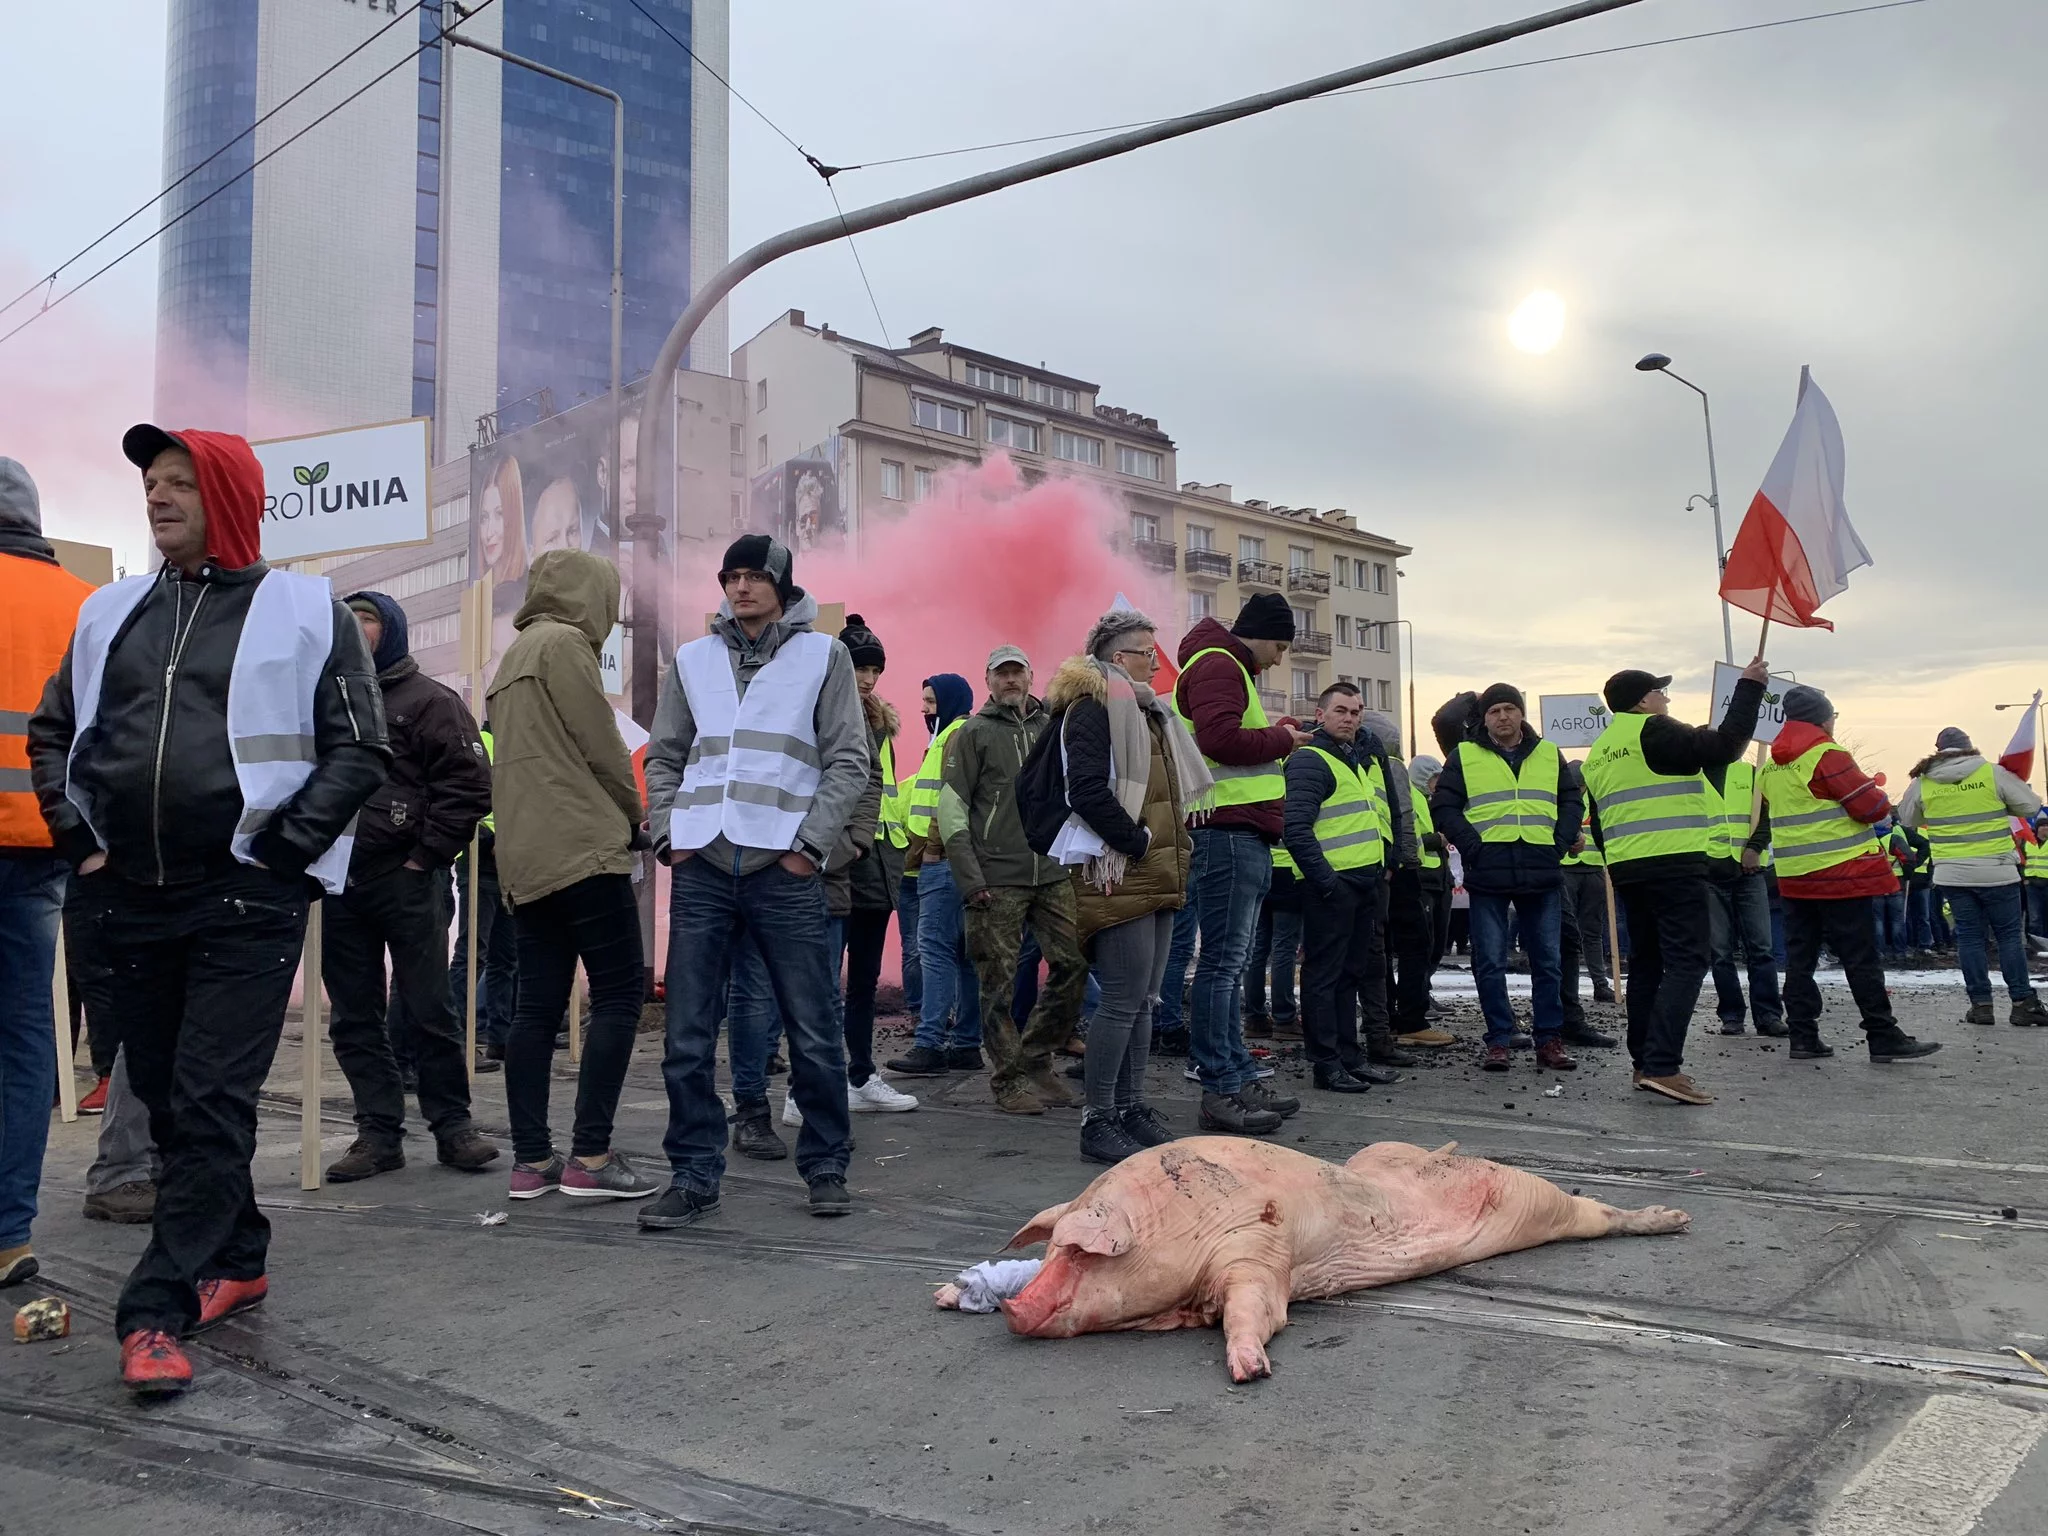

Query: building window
[755,378,768,411]
[1291,667,1316,701]
[1117,445,1163,481]
[1189,590,1215,624]
[1239,535,1265,561]
[880,460,904,500]
[1334,559,1350,588]
[987,415,1041,453]
[966,363,1022,396]
[1130,511,1160,544]
[1378,680,1395,711]
[1338,673,1355,687]
[431,495,468,532]
[1372,561,1389,593]
[913,396,971,436]
[1378,624,1392,652]
[1290,605,1315,637]
[1051,429,1102,465]
[1335,616,1352,647]
[1029,380,1077,411]
[729,423,743,452]
[1185,524,1213,551]
[756,434,769,469]
[1289,545,1313,572]
[913,466,934,501]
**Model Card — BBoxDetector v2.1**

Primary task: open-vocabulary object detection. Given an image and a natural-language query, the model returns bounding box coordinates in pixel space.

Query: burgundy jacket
[1770,719,1897,901]
[1173,618,1297,839]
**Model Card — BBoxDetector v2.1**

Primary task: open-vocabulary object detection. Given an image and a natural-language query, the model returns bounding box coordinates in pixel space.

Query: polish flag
[1719,369,1872,630]
[2000,691,2041,783]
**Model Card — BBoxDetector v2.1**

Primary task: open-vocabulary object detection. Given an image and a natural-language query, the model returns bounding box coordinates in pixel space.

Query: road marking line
[1811,1394,2044,1536]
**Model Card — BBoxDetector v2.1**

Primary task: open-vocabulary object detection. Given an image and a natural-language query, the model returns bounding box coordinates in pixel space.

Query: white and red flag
[1719,368,1872,630]
[2000,691,2041,783]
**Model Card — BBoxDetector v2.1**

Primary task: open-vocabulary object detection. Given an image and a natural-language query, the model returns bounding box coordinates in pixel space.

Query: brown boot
[1637,1073,1713,1105]
[1025,1066,1080,1108]
[992,1079,1045,1115]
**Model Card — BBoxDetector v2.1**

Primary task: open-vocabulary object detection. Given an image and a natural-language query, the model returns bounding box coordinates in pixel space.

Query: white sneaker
[782,1093,803,1127]
[849,1075,919,1113]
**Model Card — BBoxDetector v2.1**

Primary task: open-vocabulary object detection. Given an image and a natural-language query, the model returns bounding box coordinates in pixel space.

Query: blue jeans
[0,858,65,1248]
[1946,883,2035,1005]
[660,858,851,1191]
[727,930,779,1105]
[1906,885,1936,950]
[1469,887,1563,1046]
[1872,890,1909,959]
[1246,898,1303,1023]
[2025,881,2048,941]
[914,862,981,1049]
[896,875,923,1015]
[1188,827,1271,1094]
[1153,898,1200,1034]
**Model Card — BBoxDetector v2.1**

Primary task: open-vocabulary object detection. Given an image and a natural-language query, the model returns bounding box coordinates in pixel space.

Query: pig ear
[1054,1202,1137,1258]
[1006,1201,1072,1250]
[1433,1141,1459,1156]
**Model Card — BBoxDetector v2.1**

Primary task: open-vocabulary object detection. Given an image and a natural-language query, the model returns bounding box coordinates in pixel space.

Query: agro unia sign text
[253,418,433,562]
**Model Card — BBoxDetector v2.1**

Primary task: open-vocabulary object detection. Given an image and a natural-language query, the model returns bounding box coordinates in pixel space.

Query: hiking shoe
[1965,1001,1996,1026]
[1271,1017,1305,1042]
[509,1153,567,1199]
[1480,1044,1512,1072]
[1789,1039,1835,1061]
[120,1330,192,1397]
[639,1185,719,1230]
[946,1046,986,1071]
[1396,1027,1456,1048]
[1313,1065,1372,1094]
[193,1275,267,1333]
[562,1151,660,1199]
[1535,1038,1579,1073]
[1754,1020,1790,1038]
[1592,987,1618,1005]
[992,1080,1046,1115]
[437,1128,500,1172]
[766,1052,788,1076]
[1025,1067,1080,1109]
[1244,1013,1275,1039]
[885,1045,951,1077]
[1868,1035,1942,1063]
[1199,1091,1282,1136]
[83,1179,157,1224]
[326,1137,404,1183]
[1239,1077,1299,1117]
[1056,1034,1087,1058]
[808,1175,852,1216]
[729,1105,788,1161]
[2011,997,2048,1026]
[1081,1113,1145,1164]
[79,1076,110,1114]
[1151,1027,1190,1057]
[1118,1104,1176,1147]
[1561,1021,1617,1049]
[1638,1073,1714,1105]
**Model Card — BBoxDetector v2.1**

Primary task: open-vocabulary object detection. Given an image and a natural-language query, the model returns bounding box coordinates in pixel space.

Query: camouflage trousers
[964,881,1088,1091]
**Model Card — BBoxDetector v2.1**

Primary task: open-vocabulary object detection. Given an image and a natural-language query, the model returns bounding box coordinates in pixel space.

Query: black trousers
[1615,873,1711,1078]
[1557,879,1587,1027]
[1385,866,1435,1030]
[1783,894,1896,1041]
[91,865,309,1338]
[841,906,890,1086]
[323,865,473,1143]
[65,879,121,1077]
[1300,869,1386,1071]
[1426,866,1454,971]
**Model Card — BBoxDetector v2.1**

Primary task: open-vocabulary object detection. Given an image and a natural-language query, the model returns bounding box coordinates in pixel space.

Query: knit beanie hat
[1781,684,1835,725]
[720,532,797,606]
[839,613,885,670]
[1477,682,1526,716]
[1408,752,1444,784]
[1230,591,1295,642]
[1935,726,1973,752]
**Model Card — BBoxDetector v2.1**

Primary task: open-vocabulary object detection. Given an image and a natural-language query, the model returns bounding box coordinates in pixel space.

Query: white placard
[254,417,432,562]
[1711,662,1799,744]
[1540,693,1611,748]
[599,623,624,697]
[612,705,649,755]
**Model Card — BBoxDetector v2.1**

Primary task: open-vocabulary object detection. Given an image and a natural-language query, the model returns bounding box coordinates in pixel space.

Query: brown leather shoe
[1534,1037,1578,1072]
[1396,1027,1456,1048]
[992,1080,1045,1115]
[1025,1067,1080,1108]
[1638,1073,1713,1105]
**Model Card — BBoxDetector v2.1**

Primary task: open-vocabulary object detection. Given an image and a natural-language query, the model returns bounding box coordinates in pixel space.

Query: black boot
[1080,1111,1145,1164]
[729,1102,788,1161]
[1239,1077,1300,1118]
[1365,1026,1418,1069]
[1198,1091,1282,1135]
[1866,1030,1941,1063]
[1312,1064,1372,1094]
[1754,1019,1790,1038]
[1561,1020,1617,1048]
[1788,1030,1835,1061]
[884,1044,951,1077]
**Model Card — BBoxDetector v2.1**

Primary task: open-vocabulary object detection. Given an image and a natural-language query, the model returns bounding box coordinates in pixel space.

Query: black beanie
[1477,682,1526,716]
[721,532,797,606]
[1230,591,1295,642]
[839,612,885,670]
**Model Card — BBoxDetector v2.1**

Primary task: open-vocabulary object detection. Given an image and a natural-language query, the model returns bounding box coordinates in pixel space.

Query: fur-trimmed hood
[1046,654,1107,714]
[862,691,900,738]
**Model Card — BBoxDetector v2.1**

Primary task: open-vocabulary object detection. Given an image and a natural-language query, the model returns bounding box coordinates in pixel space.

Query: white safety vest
[66,568,356,895]
[669,630,833,854]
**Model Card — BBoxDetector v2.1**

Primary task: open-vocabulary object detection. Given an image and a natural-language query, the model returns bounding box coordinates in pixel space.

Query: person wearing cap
[641,534,869,1227]
[316,592,497,1184]
[1174,591,1312,1136]
[1758,684,1941,1063]
[942,644,1089,1114]
[28,426,388,1396]
[1581,662,1764,1103]
[887,672,982,1077]
[1430,683,1581,1075]
[1896,726,2046,1025]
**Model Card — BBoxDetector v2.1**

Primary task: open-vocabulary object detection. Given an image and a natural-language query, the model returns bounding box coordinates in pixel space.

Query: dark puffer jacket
[1173,617,1296,840]
[1430,722,1580,896]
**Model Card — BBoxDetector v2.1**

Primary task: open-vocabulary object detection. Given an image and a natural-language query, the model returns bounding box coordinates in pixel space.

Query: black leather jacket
[28,560,390,886]
[349,656,491,885]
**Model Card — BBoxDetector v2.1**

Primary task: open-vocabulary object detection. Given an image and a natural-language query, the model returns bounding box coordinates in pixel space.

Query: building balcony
[1184,548,1232,581]
[1289,697,1321,720]
[1131,538,1178,573]
[1238,558,1284,589]
[1292,629,1332,657]
[1286,567,1330,596]
[1258,689,1289,715]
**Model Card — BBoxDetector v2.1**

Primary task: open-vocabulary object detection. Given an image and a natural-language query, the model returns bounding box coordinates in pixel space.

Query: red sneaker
[78,1077,110,1114]
[120,1330,193,1397]
[193,1275,268,1332]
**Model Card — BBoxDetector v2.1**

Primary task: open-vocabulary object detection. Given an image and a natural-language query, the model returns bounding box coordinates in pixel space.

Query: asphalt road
[6,980,2046,1536]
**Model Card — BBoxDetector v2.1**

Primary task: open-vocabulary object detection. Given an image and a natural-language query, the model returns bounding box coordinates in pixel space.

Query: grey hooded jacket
[1895,750,2042,887]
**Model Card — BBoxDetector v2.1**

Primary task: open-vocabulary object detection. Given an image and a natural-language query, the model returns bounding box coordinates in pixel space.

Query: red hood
[1176,616,1253,671]
[173,429,266,570]
[1771,719,1834,765]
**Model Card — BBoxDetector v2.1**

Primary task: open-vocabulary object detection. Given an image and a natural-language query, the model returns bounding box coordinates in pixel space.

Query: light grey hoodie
[1895,750,2042,886]
[1362,709,1419,867]
[0,457,58,565]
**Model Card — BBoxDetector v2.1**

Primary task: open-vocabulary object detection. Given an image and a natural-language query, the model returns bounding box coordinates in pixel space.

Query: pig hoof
[934,1284,964,1310]
[1625,1205,1691,1235]
[1227,1341,1272,1382]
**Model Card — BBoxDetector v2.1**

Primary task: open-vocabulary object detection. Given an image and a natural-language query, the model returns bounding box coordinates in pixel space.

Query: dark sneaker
[1198,1091,1282,1135]
[1271,1017,1305,1042]
[561,1151,660,1199]
[807,1175,852,1216]
[83,1179,157,1224]
[945,1046,987,1071]
[1480,1044,1512,1072]
[1965,1001,1996,1026]
[766,1053,788,1076]
[1789,1038,1836,1061]
[885,1045,951,1076]
[1754,1020,1790,1038]
[476,1041,505,1075]
[1717,1020,1748,1036]
[1868,1035,1941,1063]
[1151,1027,1191,1057]
[120,1330,192,1398]
[326,1137,405,1183]
[509,1153,567,1199]
[1366,1038,1419,1069]
[1244,1012,1275,1039]
[1312,1065,1371,1094]
[2011,997,2048,1026]
[1534,1038,1579,1072]
[1081,1113,1145,1164]
[639,1185,720,1230]
[1349,1062,1403,1085]
[192,1275,267,1333]
[1239,1078,1300,1118]
[1117,1104,1176,1147]
[1561,1021,1617,1049]
[436,1128,500,1172]
[730,1104,788,1161]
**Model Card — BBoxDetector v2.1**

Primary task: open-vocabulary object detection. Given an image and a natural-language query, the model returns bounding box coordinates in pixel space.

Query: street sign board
[254,417,433,562]
[1540,693,1610,748]
[599,623,625,697]
[1711,661,1799,744]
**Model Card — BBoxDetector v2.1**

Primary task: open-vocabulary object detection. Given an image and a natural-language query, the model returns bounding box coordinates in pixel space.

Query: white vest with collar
[669,629,833,854]
[66,567,357,895]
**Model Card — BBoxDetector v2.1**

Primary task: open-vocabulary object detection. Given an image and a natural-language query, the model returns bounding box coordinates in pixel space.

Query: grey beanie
[1360,709,1401,750]
[1085,608,1156,664]
[1781,684,1835,726]
[1935,726,1974,752]
[0,458,41,534]
[1408,752,1444,783]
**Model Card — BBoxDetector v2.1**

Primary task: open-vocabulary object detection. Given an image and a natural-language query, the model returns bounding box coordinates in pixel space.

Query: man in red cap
[29,425,388,1397]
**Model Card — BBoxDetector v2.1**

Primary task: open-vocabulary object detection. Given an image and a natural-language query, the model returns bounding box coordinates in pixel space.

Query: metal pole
[52,918,77,1123]
[630,0,1651,722]
[300,904,325,1191]
[1394,618,1418,758]
[1663,368,1733,664]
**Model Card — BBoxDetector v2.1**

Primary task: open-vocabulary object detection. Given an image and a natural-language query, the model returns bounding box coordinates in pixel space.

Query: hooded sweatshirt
[1173,616,1297,839]
[905,673,976,870]
[487,550,643,904]
[0,457,58,566]
[1895,749,2042,886]
[1767,719,1895,901]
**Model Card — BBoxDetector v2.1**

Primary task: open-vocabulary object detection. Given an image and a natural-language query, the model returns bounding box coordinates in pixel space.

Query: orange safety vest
[0,551,92,849]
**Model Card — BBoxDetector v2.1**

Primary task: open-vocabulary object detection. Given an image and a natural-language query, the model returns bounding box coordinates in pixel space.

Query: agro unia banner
[254,418,433,562]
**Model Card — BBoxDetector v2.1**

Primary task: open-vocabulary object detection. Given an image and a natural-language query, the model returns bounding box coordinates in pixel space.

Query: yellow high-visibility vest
[1299,744,1387,872]
[1705,760,1759,862]
[1763,743,1881,878]
[1582,713,1710,865]
[1455,738,1562,847]
[876,735,909,849]
[1411,783,1442,870]
[1560,807,1603,867]
[1178,647,1286,807]
[904,719,963,839]
[1918,765,2014,864]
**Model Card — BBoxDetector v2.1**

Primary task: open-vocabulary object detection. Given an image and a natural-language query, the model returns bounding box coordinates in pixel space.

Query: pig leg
[1488,1165,1691,1250]
[1218,1264,1290,1383]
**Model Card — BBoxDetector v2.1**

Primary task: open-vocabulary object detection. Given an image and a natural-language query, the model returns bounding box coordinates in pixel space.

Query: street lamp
[1391,616,1418,758]
[1636,352,1734,666]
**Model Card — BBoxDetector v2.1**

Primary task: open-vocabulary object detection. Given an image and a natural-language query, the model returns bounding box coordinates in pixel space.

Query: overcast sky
[4,0,2042,781]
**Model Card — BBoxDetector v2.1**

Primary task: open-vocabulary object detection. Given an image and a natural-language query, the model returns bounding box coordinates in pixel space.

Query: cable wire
[835,0,1935,174]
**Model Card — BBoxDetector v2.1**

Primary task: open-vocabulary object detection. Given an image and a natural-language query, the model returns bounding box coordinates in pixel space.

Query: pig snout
[1001,1247,1087,1337]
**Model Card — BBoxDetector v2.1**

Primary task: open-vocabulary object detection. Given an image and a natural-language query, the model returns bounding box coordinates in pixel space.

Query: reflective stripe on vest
[1456,737,1561,846]
[1705,759,1758,862]
[1178,647,1285,806]
[1560,807,1603,867]
[905,719,964,839]
[1411,782,1442,869]
[1762,743,1881,877]
[65,569,357,894]
[876,735,909,849]
[478,727,496,834]
[2024,840,2048,880]
[670,630,832,854]
[1918,765,2013,863]
[1582,712,1711,865]
[0,553,92,850]
[1302,744,1386,871]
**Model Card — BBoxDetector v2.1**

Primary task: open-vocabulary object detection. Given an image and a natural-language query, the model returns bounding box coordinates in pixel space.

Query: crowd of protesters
[2,428,2044,1399]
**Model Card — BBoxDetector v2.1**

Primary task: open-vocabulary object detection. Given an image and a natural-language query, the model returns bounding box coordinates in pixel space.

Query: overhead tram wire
[0,1,429,323]
[0,0,502,351]
[829,0,1937,176]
